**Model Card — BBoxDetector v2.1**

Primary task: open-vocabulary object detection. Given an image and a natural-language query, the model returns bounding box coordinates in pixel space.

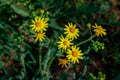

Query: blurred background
[0,0,120,80]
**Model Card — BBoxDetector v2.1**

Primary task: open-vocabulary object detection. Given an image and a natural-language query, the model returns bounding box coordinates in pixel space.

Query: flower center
[100,78,104,80]
[63,41,67,45]
[70,28,75,33]
[72,51,78,57]
[97,27,103,32]
[62,59,67,64]
[36,22,42,27]
[38,33,43,38]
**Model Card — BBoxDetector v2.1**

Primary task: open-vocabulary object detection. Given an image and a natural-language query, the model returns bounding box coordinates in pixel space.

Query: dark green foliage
[0,0,120,80]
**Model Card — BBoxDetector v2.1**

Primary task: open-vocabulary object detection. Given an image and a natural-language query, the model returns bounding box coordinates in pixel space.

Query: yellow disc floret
[30,16,48,32]
[57,35,73,50]
[35,32,45,42]
[64,22,79,40]
[58,58,68,68]
[92,23,107,37]
[66,46,83,64]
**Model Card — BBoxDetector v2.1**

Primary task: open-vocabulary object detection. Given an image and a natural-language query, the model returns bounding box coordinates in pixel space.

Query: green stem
[89,27,92,37]
[46,56,55,71]
[39,44,42,75]
[46,50,61,71]
[45,36,50,42]
[76,35,96,46]
[21,54,26,72]
[64,63,73,72]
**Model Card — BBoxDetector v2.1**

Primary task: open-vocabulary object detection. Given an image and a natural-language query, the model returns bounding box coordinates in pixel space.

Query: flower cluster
[28,7,107,80]
[58,23,107,68]
[92,41,105,51]
[29,10,107,69]
[92,23,106,51]
[57,22,83,67]
[30,9,49,42]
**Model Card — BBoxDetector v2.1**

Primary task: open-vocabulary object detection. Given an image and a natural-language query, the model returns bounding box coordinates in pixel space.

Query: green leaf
[10,4,29,17]
[0,61,4,69]
[0,0,11,5]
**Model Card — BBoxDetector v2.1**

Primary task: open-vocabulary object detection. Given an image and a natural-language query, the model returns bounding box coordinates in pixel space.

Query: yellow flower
[92,23,107,37]
[58,58,68,68]
[64,22,79,40]
[100,77,104,80]
[66,46,83,64]
[30,16,48,32]
[35,32,45,42]
[40,9,44,14]
[57,35,73,50]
